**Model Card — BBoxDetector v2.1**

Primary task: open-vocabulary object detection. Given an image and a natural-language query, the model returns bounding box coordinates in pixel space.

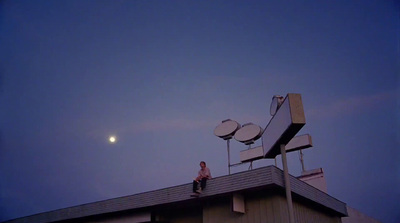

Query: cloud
[307,90,396,120]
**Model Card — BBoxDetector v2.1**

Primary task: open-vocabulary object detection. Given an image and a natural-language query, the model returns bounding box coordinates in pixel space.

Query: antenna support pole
[280,144,295,223]
[300,149,305,172]
[227,139,231,175]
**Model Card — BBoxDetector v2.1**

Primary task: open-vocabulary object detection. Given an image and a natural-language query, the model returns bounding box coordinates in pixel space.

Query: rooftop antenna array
[214,93,313,223]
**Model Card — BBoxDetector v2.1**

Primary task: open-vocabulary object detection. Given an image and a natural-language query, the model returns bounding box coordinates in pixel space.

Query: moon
[109,136,117,143]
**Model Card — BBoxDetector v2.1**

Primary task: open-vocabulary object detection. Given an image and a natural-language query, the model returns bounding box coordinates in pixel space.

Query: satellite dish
[270,95,284,116]
[214,119,240,140]
[234,123,263,145]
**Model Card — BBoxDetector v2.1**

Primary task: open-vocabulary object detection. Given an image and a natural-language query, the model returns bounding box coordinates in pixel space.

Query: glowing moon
[109,136,117,143]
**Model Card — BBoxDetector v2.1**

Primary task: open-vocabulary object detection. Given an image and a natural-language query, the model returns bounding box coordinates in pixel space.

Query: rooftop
[4,165,347,223]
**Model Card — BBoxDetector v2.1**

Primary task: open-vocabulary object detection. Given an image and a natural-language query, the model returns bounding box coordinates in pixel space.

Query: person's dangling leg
[200,178,207,190]
[193,180,199,193]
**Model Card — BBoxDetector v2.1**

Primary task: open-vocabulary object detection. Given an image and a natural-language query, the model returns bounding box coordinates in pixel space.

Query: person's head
[200,161,206,169]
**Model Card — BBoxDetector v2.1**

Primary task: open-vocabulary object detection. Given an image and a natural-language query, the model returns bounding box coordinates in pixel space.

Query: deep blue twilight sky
[0,1,399,222]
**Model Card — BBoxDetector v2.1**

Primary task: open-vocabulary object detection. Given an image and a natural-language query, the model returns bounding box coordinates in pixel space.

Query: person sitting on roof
[193,161,212,194]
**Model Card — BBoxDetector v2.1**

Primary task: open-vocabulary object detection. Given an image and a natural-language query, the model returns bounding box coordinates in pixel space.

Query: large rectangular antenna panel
[262,93,306,158]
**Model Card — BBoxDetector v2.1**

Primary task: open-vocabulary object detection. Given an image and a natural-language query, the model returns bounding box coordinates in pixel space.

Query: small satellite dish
[214,119,241,140]
[270,95,284,116]
[234,123,263,145]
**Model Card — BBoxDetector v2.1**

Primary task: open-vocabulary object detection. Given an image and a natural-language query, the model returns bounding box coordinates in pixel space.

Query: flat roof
[3,165,347,223]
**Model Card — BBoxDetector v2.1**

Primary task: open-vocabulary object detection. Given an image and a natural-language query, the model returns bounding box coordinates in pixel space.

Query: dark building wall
[71,192,341,223]
[203,192,342,223]
[155,205,202,223]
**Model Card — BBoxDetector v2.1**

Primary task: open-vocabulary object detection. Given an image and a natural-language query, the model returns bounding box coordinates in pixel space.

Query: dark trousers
[193,178,207,192]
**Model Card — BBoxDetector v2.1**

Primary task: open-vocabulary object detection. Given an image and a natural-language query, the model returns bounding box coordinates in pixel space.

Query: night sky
[1,1,399,222]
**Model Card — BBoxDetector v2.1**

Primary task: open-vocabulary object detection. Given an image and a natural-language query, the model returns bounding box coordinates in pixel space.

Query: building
[4,165,349,223]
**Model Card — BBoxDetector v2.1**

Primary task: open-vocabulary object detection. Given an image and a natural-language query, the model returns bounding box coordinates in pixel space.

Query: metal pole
[280,144,295,223]
[227,139,231,175]
[300,149,305,172]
